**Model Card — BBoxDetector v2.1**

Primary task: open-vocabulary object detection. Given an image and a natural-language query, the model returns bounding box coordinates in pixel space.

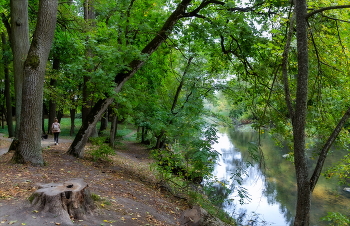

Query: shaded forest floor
[0,134,188,226]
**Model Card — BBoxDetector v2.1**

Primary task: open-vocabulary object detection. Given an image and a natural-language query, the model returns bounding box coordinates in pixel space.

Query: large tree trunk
[10,0,30,137]
[11,0,58,166]
[67,0,193,158]
[293,0,310,225]
[1,32,14,137]
[30,179,95,225]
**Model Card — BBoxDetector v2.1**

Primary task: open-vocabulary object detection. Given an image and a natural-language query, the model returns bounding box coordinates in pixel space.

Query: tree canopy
[1,0,350,225]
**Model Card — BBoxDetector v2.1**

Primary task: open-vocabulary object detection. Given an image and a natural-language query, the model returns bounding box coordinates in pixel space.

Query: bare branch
[322,15,350,23]
[182,0,266,19]
[307,5,350,19]
[182,0,224,18]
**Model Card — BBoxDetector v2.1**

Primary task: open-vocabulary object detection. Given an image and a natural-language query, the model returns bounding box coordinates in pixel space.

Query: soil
[0,134,189,226]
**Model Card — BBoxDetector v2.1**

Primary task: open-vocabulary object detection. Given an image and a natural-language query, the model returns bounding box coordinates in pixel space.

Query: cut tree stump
[30,178,95,224]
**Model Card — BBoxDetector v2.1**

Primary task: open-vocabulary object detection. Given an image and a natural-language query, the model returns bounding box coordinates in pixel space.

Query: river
[210,127,350,225]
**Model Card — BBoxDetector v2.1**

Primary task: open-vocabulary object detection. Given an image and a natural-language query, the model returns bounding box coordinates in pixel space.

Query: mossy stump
[30,178,95,224]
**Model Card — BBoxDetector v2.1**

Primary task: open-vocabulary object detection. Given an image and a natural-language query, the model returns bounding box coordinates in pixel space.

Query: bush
[321,212,350,226]
[87,137,116,161]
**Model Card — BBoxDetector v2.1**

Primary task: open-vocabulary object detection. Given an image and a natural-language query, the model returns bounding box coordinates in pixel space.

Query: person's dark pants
[53,132,60,144]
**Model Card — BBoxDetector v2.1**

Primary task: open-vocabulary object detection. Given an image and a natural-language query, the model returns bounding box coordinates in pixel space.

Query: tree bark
[11,0,58,166]
[67,0,193,158]
[294,0,310,225]
[30,178,95,225]
[70,108,76,136]
[10,0,30,137]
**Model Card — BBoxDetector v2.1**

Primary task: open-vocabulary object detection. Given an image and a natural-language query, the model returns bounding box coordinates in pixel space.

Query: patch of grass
[91,193,104,201]
[103,200,111,206]
[87,137,116,162]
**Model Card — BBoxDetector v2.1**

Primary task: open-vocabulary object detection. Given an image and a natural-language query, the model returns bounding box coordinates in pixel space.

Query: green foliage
[90,193,103,201]
[151,126,219,184]
[202,178,233,207]
[321,212,350,226]
[87,137,116,162]
[324,153,350,185]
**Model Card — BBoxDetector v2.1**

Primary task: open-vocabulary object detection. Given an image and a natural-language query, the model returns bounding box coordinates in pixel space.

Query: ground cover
[0,134,188,226]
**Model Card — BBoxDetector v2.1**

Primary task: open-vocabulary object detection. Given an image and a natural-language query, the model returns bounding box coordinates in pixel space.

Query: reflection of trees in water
[235,209,273,226]
[261,180,294,225]
[224,128,349,225]
[228,129,295,225]
[205,181,232,208]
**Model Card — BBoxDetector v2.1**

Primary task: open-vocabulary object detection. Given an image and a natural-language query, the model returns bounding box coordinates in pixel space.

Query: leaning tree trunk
[67,0,193,158]
[30,179,95,225]
[67,97,115,158]
[11,0,58,166]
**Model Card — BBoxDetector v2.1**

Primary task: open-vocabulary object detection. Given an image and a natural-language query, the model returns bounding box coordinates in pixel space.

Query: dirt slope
[0,135,188,226]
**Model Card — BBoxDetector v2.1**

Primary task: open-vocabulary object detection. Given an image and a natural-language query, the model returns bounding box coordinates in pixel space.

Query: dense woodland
[1,0,350,225]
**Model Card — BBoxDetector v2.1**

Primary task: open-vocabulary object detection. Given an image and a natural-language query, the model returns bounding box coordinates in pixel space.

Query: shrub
[87,137,116,161]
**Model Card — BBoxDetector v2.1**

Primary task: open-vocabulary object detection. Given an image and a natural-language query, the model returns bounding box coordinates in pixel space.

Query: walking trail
[0,133,188,226]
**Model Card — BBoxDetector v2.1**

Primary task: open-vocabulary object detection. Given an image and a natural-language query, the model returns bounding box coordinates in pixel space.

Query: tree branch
[182,0,224,18]
[114,0,193,85]
[0,13,11,42]
[321,15,350,23]
[182,0,266,18]
[307,5,350,19]
[171,56,194,114]
[282,12,296,123]
[310,106,350,191]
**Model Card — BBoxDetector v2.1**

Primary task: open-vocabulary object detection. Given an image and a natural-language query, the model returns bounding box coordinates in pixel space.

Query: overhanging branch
[310,106,350,191]
[307,5,350,19]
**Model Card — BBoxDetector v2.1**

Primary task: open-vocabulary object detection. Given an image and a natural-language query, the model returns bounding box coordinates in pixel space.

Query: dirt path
[0,135,188,226]
[0,134,72,156]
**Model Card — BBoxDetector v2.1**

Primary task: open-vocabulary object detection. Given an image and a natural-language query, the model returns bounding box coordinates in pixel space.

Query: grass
[0,118,137,141]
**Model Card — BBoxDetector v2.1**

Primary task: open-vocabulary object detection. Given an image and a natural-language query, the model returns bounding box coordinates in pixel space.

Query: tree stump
[30,178,95,224]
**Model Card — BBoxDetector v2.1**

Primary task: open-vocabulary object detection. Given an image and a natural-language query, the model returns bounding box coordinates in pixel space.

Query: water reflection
[210,127,349,226]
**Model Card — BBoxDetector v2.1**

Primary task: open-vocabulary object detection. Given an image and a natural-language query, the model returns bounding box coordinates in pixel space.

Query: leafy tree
[224,1,350,225]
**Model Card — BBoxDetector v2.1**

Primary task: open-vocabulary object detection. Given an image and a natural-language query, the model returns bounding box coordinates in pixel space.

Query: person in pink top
[51,118,61,145]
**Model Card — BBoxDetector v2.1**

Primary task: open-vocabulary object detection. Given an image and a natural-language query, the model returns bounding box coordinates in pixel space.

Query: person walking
[51,118,61,145]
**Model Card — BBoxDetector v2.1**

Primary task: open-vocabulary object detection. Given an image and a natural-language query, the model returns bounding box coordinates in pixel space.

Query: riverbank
[0,134,188,225]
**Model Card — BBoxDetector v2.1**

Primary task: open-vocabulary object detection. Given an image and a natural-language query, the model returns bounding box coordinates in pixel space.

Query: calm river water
[210,127,350,226]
